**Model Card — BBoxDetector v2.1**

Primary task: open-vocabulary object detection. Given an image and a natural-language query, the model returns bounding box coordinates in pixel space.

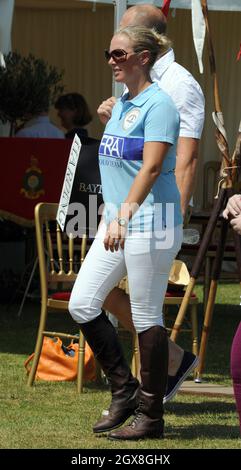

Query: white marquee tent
[1,0,241,207]
[78,0,241,14]
[1,1,241,54]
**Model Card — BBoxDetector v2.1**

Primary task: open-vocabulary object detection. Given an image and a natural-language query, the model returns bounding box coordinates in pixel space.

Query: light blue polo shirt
[99,82,182,232]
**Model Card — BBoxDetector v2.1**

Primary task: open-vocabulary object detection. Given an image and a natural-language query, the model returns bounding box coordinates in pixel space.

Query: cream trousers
[69,223,183,333]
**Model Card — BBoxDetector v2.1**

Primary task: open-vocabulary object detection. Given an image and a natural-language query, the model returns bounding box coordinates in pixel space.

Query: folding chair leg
[27,302,47,387]
[190,304,199,379]
[77,332,85,394]
[17,257,39,317]
[190,304,199,357]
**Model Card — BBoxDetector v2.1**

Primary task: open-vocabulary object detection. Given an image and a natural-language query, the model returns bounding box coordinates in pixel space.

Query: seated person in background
[15,109,64,139]
[55,93,92,140]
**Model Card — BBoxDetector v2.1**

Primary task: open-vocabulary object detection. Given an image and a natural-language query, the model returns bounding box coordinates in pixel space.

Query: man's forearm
[175,162,197,216]
[175,137,199,216]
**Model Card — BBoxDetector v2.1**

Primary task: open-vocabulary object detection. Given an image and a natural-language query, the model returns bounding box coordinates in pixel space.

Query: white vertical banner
[57,134,82,232]
[191,0,206,73]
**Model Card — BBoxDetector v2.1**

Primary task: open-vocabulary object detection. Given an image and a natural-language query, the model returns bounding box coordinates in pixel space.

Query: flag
[191,0,206,74]
[237,43,241,61]
[162,0,172,18]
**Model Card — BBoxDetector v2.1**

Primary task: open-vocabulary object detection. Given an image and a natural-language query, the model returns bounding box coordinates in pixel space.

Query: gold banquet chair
[164,260,199,358]
[27,202,93,393]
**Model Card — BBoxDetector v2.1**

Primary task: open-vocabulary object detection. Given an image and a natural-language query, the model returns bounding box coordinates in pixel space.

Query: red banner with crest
[0,137,72,226]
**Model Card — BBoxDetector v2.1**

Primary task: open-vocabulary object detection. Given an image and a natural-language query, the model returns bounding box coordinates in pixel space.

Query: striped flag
[162,0,172,18]
[191,0,206,74]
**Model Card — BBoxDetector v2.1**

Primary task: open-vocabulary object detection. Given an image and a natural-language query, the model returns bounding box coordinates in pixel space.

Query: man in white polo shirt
[98,4,205,404]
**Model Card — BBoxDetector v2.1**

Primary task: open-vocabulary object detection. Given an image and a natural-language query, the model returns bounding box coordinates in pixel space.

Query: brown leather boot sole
[108,413,164,440]
[93,408,136,434]
[108,426,163,441]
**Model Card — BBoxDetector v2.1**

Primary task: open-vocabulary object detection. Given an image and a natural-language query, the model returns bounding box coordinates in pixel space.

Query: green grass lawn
[0,283,241,449]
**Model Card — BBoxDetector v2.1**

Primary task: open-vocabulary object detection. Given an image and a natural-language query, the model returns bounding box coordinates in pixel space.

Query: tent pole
[113,0,127,97]
[0,0,15,137]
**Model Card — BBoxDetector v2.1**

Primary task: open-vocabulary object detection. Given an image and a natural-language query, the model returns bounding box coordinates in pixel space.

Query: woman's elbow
[145,166,162,180]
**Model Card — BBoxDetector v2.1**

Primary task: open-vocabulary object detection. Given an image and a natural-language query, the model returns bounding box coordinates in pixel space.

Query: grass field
[0,283,241,449]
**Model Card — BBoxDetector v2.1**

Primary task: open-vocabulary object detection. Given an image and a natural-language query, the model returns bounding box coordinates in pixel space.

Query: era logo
[123,108,140,130]
[99,135,124,159]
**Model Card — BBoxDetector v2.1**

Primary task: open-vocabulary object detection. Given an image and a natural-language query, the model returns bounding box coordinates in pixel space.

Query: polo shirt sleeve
[144,99,180,145]
[171,78,205,139]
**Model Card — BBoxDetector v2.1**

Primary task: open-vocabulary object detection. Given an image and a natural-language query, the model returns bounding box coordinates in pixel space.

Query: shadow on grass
[94,422,240,442]
[166,423,240,440]
[166,400,236,415]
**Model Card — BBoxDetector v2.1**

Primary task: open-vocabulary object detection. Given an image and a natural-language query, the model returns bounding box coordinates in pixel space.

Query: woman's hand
[104,219,127,251]
[97,97,116,125]
[223,194,241,219]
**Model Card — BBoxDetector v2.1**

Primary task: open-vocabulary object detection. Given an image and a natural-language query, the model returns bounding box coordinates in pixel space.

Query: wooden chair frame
[27,202,88,393]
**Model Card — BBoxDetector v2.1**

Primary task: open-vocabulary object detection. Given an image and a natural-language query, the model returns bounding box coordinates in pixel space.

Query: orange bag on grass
[24,336,96,382]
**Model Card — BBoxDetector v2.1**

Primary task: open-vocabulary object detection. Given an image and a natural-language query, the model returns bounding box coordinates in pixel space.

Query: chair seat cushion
[51,290,197,301]
[182,243,235,252]
[165,290,197,299]
[51,291,71,301]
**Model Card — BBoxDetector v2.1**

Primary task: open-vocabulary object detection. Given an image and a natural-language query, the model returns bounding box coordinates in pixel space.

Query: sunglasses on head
[104,49,129,63]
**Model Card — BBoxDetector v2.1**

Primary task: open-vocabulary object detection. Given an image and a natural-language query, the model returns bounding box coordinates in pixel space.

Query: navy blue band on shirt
[123,136,144,160]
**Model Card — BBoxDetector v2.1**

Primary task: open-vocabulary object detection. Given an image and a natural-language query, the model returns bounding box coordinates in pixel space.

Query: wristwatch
[116,217,129,228]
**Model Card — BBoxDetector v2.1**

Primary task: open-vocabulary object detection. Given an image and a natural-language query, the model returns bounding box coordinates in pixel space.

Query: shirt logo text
[99,135,124,159]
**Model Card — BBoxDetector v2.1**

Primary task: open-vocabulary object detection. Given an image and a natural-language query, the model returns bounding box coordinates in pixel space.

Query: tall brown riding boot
[79,312,139,433]
[108,325,168,440]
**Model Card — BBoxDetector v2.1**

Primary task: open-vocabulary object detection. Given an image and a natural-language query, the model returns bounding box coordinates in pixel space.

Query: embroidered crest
[20,156,45,199]
[123,108,140,130]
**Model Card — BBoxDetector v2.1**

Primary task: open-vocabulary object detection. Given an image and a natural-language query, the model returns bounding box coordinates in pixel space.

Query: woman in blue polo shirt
[69,26,183,440]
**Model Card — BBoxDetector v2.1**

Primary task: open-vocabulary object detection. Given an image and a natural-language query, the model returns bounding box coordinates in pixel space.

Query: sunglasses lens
[112,50,126,62]
[113,50,124,58]
[104,49,127,62]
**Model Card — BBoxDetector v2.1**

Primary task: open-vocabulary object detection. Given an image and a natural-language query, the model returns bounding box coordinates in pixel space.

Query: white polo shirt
[151,49,205,139]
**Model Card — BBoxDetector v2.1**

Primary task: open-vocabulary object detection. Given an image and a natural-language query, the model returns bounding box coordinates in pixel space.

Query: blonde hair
[115,25,172,68]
